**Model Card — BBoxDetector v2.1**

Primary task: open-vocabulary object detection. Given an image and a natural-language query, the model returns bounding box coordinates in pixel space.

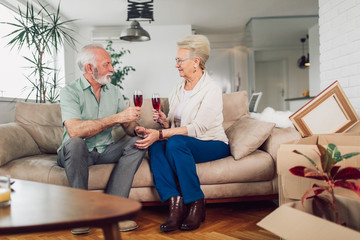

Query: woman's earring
[194,66,197,73]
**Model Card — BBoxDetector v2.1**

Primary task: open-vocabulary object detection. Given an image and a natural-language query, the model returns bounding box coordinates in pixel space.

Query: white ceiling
[36,0,319,35]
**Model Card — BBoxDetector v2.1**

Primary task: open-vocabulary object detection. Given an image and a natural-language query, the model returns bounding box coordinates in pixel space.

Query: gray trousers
[57,136,146,197]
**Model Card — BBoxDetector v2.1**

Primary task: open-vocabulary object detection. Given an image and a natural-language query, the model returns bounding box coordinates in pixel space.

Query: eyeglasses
[175,58,190,65]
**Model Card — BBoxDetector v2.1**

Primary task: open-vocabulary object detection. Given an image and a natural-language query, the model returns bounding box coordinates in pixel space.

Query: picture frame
[289,81,359,137]
[249,92,263,112]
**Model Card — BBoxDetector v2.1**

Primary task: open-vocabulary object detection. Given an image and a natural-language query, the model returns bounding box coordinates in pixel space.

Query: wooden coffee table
[0,179,141,240]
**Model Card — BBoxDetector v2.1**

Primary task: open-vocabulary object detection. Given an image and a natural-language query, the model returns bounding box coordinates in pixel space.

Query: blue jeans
[149,135,230,204]
[57,136,146,197]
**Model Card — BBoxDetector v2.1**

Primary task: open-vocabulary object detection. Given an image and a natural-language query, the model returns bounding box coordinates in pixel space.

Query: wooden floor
[1,200,279,240]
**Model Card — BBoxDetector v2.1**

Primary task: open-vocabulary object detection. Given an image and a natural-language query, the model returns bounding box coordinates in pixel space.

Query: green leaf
[327,143,360,164]
[106,40,135,100]
[293,149,319,170]
[317,144,335,174]
[327,143,342,163]
[342,152,360,160]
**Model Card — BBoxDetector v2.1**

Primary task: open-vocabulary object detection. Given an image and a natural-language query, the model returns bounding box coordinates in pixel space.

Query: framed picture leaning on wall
[289,81,359,137]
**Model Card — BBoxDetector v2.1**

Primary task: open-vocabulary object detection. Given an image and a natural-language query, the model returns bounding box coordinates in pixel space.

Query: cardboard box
[258,195,360,240]
[277,133,360,205]
[348,121,360,133]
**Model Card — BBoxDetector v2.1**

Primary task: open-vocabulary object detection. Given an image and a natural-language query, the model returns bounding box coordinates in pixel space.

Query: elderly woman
[135,35,229,232]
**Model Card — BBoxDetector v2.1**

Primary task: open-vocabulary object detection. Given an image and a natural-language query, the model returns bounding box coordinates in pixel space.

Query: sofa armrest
[0,123,41,167]
[260,127,301,162]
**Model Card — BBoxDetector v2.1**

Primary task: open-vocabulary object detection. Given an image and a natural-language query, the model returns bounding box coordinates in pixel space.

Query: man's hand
[134,126,148,138]
[119,106,141,123]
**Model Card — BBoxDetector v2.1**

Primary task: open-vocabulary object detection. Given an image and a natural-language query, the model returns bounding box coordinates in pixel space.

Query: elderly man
[57,44,145,234]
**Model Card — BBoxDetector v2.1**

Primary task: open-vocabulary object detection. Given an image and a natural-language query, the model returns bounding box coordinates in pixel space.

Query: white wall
[111,25,191,99]
[64,25,192,100]
[255,49,309,99]
[206,48,234,93]
[206,46,250,94]
[319,0,360,116]
[234,47,250,93]
[0,99,16,124]
[308,23,320,96]
[206,34,250,95]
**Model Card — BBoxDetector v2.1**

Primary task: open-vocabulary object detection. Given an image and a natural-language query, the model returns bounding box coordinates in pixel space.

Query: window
[0,3,65,100]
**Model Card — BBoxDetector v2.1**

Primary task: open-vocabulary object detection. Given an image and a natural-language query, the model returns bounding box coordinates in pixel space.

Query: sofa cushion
[0,123,41,166]
[200,181,277,200]
[0,154,59,182]
[260,127,301,161]
[197,150,275,184]
[226,117,275,160]
[222,91,249,130]
[15,102,63,154]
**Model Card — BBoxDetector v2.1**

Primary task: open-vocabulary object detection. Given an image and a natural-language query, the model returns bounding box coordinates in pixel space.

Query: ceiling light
[304,53,310,67]
[120,0,153,42]
[120,20,150,42]
[297,37,309,69]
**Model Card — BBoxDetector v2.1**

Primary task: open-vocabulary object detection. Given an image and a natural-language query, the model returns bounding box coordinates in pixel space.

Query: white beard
[93,68,112,85]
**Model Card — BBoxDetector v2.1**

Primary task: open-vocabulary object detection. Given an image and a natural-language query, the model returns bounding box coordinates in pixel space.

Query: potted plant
[105,40,135,100]
[2,1,77,103]
[289,143,360,226]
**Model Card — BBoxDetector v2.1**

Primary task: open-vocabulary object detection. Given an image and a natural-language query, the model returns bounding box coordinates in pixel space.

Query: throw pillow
[226,117,275,160]
[222,91,250,130]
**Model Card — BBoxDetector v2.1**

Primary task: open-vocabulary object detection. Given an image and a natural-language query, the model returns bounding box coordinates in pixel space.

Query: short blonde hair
[177,35,210,70]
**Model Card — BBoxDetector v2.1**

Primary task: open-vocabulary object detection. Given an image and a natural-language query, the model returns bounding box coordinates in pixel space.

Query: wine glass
[133,90,143,120]
[152,93,161,123]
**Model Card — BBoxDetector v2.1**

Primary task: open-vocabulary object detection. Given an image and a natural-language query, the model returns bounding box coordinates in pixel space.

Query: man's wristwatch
[158,129,163,140]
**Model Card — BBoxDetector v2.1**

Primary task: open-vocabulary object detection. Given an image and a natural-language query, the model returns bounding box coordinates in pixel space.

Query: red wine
[133,94,143,107]
[152,97,161,110]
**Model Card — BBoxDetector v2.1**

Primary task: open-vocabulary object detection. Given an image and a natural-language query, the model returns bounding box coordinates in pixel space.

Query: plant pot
[302,194,360,231]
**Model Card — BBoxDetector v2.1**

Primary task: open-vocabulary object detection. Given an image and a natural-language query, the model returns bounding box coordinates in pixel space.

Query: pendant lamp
[120,20,150,42]
[297,37,309,69]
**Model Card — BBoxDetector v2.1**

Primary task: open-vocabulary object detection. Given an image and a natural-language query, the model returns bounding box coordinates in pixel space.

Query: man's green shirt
[59,76,126,153]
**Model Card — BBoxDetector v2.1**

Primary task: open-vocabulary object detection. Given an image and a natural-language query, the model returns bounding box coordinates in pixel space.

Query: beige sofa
[0,91,301,203]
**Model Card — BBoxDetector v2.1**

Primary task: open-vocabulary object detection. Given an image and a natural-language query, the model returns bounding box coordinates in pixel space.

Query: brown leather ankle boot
[180,198,205,231]
[160,196,186,232]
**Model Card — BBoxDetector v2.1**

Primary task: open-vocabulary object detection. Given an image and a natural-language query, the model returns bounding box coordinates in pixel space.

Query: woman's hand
[135,128,160,149]
[153,109,169,127]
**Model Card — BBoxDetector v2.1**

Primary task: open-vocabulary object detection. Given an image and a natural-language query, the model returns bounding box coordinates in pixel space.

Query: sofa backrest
[15,102,63,153]
[14,91,249,152]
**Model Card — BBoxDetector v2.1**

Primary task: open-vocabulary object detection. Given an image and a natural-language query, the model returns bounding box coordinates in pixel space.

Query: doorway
[255,60,287,112]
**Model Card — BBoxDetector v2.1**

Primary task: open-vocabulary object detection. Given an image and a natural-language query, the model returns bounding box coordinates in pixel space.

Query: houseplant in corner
[105,40,135,100]
[290,143,360,226]
[2,1,77,103]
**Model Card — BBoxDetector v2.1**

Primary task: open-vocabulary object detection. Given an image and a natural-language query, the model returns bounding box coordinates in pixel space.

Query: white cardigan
[168,71,228,143]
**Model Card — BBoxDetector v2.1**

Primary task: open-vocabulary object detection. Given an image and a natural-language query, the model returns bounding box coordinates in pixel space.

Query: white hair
[177,35,210,70]
[76,43,105,73]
